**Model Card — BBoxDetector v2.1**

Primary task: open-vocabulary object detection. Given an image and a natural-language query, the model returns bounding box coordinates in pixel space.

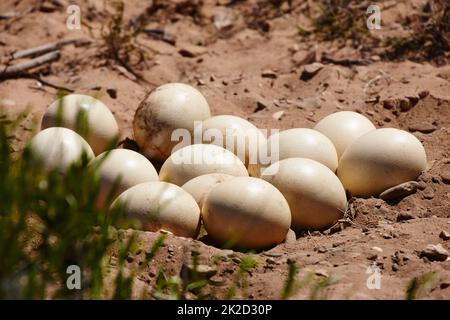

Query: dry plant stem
[322,56,370,66]
[31,75,74,93]
[0,73,74,92]
[143,29,176,45]
[0,51,60,78]
[0,11,18,19]
[112,64,138,81]
[11,38,89,60]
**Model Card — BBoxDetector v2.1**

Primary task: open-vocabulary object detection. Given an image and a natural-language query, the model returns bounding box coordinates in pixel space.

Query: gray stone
[420,244,449,262]
[261,70,277,79]
[106,87,117,99]
[423,190,435,199]
[417,181,427,190]
[367,254,378,261]
[317,246,327,253]
[314,269,329,277]
[408,122,437,134]
[213,7,234,30]
[209,275,226,286]
[300,63,323,80]
[272,110,285,121]
[379,181,419,200]
[185,264,217,278]
[439,230,450,240]
[441,171,450,184]
[263,251,283,257]
[397,211,416,222]
[284,229,296,244]
[254,100,269,113]
[178,44,207,58]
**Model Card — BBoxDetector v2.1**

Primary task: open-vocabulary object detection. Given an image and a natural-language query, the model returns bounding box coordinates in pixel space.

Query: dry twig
[11,38,89,60]
[0,51,60,78]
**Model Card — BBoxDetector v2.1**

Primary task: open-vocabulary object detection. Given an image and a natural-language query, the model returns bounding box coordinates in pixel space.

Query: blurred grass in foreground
[0,110,137,299]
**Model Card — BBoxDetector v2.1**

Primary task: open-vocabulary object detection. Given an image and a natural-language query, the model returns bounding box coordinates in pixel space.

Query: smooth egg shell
[41,94,119,155]
[268,128,338,172]
[112,181,200,238]
[91,149,159,207]
[28,127,94,172]
[181,173,235,208]
[159,144,248,186]
[133,83,211,161]
[202,177,291,249]
[199,115,267,176]
[314,111,376,158]
[261,158,347,231]
[337,128,427,198]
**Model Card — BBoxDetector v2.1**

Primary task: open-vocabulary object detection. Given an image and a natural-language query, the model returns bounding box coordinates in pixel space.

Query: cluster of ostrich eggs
[28,83,428,250]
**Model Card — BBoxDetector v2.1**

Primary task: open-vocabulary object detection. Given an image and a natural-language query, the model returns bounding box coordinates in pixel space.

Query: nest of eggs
[29,84,427,250]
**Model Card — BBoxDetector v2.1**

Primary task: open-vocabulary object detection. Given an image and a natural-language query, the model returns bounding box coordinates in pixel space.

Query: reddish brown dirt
[0,0,449,299]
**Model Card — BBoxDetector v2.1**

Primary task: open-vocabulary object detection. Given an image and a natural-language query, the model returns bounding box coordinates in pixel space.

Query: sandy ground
[0,0,449,299]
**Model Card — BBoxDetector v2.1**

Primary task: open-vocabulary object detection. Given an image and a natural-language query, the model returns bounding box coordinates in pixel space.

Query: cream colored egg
[91,149,159,207]
[41,94,119,155]
[181,173,234,208]
[112,181,200,238]
[314,111,376,158]
[202,177,291,249]
[159,144,248,186]
[261,158,347,231]
[268,128,338,172]
[337,128,427,198]
[199,115,267,176]
[28,127,94,172]
[133,83,211,161]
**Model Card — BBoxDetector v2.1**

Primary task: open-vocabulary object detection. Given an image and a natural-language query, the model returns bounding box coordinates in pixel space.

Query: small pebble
[408,122,437,134]
[397,212,416,222]
[441,172,450,184]
[423,190,435,199]
[300,63,324,81]
[317,246,327,253]
[261,70,277,79]
[314,269,329,277]
[367,254,378,261]
[379,181,419,200]
[209,275,226,286]
[272,110,285,121]
[439,230,450,240]
[420,244,449,262]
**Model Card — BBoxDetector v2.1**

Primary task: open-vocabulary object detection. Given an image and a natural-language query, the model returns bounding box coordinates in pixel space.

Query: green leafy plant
[281,259,298,299]
[406,271,440,300]
[309,273,340,300]
[0,107,134,299]
[181,250,209,297]
[226,254,258,299]
[280,259,340,300]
